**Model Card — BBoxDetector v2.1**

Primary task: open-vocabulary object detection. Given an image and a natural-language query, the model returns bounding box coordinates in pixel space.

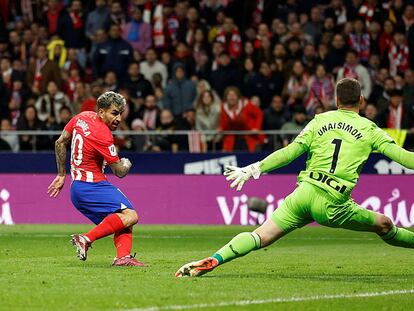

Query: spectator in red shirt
[80,82,102,112]
[379,20,394,57]
[254,23,272,49]
[45,0,64,35]
[220,86,263,152]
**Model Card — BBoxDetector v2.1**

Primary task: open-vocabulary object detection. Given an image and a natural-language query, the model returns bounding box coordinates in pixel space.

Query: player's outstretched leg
[376,215,414,248]
[175,219,284,277]
[71,209,138,261]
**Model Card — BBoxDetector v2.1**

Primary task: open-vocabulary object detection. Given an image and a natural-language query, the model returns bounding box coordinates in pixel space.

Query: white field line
[0,233,376,241]
[120,289,414,311]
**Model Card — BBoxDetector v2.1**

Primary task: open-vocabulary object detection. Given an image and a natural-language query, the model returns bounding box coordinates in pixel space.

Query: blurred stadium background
[1,0,414,310]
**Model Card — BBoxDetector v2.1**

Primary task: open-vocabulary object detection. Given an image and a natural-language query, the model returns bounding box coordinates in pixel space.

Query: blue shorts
[71,180,134,224]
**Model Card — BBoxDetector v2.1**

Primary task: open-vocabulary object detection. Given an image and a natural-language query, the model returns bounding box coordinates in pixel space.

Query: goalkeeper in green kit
[175,78,414,278]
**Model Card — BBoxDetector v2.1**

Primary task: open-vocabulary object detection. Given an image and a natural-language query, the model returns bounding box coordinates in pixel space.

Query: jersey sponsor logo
[0,188,14,225]
[108,144,117,157]
[183,156,237,174]
[317,122,363,140]
[309,171,347,194]
[76,119,91,137]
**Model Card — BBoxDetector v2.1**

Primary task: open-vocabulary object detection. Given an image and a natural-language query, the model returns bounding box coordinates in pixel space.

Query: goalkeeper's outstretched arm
[224,142,307,191]
[259,141,307,173]
[382,143,414,169]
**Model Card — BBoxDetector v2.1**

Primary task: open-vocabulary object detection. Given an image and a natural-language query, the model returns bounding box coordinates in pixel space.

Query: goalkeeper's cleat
[112,253,145,267]
[175,257,219,278]
[70,234,91,261]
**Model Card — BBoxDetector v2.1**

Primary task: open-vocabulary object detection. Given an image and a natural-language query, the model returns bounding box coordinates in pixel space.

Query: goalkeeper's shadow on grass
[182,271,414,282]
[184,273,285,280]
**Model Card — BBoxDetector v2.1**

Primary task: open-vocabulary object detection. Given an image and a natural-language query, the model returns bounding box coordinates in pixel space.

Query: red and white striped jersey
[64,111,119,182]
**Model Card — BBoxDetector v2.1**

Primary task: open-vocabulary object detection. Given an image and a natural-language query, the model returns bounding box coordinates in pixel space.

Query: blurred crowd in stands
[0,0,414,152]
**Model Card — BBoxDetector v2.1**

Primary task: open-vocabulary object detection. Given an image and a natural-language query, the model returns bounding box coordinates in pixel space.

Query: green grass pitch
[1,225,413,311]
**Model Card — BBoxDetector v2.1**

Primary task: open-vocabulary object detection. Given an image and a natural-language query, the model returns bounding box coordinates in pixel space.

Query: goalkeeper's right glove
[223,162,261,191]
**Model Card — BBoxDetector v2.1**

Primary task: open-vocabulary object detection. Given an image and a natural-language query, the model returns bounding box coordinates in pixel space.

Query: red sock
[84,214,125,243]
[114,227,133,258]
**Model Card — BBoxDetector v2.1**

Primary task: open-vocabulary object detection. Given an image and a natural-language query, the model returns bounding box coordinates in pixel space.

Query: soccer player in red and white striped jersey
[48,91,144,266]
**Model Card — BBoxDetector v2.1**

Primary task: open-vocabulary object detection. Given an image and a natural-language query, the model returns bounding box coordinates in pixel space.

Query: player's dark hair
[96,91,126,110]
[336,78,361,107]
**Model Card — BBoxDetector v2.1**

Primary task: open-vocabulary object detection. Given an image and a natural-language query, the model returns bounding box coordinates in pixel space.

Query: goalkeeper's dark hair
[97,91,126,111]
[336,78,361,107]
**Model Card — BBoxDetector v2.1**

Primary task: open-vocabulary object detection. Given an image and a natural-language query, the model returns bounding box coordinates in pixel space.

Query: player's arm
[382,143,414,169]
[94,138,132,178]
[371,125,414,169]
[224,142,306,191]
[109,158,132,178]
[224,118,315,191]
[47,130,71,197]
[259,142,307,173]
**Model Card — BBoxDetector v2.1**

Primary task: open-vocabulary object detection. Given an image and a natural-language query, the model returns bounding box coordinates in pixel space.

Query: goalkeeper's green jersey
[294,109,394,202]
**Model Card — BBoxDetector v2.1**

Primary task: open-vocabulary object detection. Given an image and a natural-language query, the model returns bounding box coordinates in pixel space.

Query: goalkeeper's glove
[223,162,261,191]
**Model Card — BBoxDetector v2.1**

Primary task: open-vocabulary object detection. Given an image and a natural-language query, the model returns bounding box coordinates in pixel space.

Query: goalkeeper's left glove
[223,162,261,191]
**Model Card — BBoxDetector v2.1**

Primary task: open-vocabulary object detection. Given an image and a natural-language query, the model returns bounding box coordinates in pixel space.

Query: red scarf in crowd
[152,3,164,47]
[349,32,370,61]
[70,12,83,29]
[216,28,242,58]
[143,109,157,130]
[35,58,47,82]
[359,2,375,26]
[389,42,410,76]
[252,0,264,28]
[343,64,359,79]
[304,76,334,114]
[387,104,403,129]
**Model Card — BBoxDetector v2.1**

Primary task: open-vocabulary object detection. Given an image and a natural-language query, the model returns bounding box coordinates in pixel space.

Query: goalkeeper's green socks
[381,226,414,248]
[212,232,261,264]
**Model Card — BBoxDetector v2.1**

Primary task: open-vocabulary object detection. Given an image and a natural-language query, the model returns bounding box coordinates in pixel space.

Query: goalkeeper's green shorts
[270,182,377,233]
